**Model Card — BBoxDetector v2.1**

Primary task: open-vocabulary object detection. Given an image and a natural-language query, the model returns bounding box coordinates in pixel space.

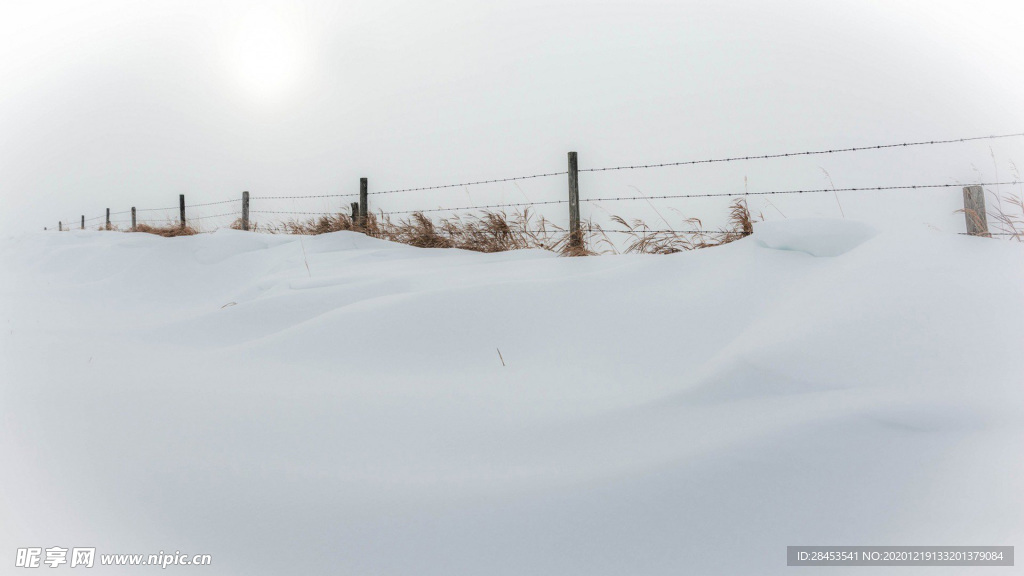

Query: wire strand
[379,199,568,216]
[250,210,347,216]
[191,212,240,221]
[581,133,1024,172]
[581,181,1022,202]
[136,206,179,212]
[372,171,567,196]
[186,198,238,208]
[250,193,359,200]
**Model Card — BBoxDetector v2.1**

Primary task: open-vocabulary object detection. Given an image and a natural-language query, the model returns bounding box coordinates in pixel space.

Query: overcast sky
[2,0,1023,235]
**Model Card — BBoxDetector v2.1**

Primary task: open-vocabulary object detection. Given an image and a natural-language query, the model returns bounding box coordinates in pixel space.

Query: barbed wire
[191,212,240,221]
[136,206,179,212]
[186,198,238,208]
[581,181,1023,202]
[250,210,346,216]
[45,130,1024,228]
[250,193,359,200]
[54,178,1024,229]
[69,212,126,225]
[371,171,567,196]
[379,199,568,216]
[581,132,1024,172]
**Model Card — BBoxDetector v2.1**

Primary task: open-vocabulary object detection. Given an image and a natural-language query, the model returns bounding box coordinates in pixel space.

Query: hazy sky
[2,0,1023,235]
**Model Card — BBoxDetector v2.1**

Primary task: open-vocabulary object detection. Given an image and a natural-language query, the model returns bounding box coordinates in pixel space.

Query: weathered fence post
[179,194,186,228]
[80,215,84,230]
[350,202,358,224]
[242,191,250,231]
[131,207,136,231]
[359,178,368,229]
[568,151,581,248]
[105,208,110,230]
[963,186,989,236]
[59,221,63,232]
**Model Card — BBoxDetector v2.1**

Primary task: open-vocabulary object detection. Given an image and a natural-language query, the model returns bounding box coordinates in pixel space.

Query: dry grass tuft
[263,213,356,235]
[606,215,704,254]
[373,212,454,248]
[133,223,199,237]
[723,197,757,241]
[984,169,1024,240]
[606,198,759,254]
[988,194,1024,239]
[370,209,574,253]
[264,208,595,254]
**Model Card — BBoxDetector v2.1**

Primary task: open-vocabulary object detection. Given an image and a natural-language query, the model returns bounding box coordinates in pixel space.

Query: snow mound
[1,229,1022,575]
[753,218,877,257]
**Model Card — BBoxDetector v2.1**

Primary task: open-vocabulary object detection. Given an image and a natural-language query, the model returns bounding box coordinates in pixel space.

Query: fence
[53,132,1024,241]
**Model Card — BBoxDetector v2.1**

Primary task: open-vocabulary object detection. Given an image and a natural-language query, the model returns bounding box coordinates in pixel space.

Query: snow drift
[1,221,1022,575]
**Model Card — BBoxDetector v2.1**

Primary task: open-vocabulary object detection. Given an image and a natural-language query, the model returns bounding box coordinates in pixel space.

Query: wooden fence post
[59,221,62,232]
[242,191,250,231]
[131,207,136,231]
[179,194,186,228]
[350,202,358,224]
[962,186,989,236]
[81,215,84,230]
[106,208,110,230]
[568,151,581,248]
[359,178,368,229]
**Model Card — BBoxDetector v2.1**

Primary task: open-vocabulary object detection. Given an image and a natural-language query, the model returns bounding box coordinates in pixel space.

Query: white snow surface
[753,218,877,257]
[1,221,1022,575]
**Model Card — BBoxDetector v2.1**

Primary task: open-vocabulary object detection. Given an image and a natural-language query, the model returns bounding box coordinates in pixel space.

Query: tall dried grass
[256,213,356,235]
[988,194,1024,239]
[255,199,759,256]
[605,198,758,254]
[985,166,1024,240]
[369,209,580,253]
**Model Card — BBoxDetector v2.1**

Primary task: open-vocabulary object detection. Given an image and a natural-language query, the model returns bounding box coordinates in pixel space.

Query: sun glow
[226,7,307,102]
